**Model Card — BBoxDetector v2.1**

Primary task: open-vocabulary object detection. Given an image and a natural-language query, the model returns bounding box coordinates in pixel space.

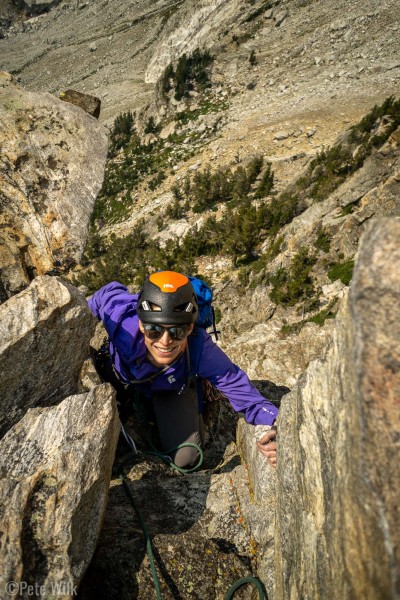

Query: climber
[88,271,278,468]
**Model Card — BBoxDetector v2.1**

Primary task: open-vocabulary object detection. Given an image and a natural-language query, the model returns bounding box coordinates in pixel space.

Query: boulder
[275,218,400,599]
[0,383,120,599]
[0,275,96,438]
[0,73,108,299]
[60,89,101,119]
[15,0,60,16]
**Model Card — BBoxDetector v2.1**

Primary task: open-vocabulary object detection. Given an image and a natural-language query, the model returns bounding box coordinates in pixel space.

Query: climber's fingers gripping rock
[256,427,277,468]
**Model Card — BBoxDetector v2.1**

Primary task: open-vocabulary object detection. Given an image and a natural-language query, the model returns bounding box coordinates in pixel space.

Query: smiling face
[139,321,194,366]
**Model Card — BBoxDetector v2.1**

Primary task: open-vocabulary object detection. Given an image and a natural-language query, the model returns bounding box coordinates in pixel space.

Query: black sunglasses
[142,323,190,341]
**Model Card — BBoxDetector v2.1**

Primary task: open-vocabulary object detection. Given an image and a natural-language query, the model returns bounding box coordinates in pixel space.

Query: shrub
[267,192,303,235]
[254,162,274,198]
[161,63,174,95]
[313,229,331,253]
[178,158,267,213]
[306,145,353,201]
[165,198,189,219]
[327,258,355,285]
[340,201,359,216]
[280,299,338,337]
[246,156,263,183]
[144,116,160,135]
[109,111,135,156]
[265,235,285,261]
[350,96,400,141]
[148,171,166,191]
[174,49,213,101]
[268,247,317,306]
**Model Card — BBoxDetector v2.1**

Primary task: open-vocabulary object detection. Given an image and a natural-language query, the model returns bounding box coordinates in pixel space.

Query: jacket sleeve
[197,332,278,426]
[87,281,139,342]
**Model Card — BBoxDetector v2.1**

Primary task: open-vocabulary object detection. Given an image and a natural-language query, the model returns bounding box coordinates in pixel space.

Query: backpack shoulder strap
[187,327,204,377]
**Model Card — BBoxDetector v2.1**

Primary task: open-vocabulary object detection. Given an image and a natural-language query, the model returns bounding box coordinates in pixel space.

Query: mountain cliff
[0,0,400,598]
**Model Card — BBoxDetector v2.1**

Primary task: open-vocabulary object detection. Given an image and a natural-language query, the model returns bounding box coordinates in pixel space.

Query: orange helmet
[137,271,198,324]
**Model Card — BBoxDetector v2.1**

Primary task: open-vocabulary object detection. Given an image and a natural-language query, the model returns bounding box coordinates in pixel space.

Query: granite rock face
[274,218,400,599]
[0,73,108,299]
[0,275,96,438]
[0,383,120,599]
[144,0,243,84]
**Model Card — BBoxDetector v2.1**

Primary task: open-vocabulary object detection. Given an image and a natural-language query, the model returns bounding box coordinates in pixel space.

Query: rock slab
[0,73,108,298]
[0,383,120,599]
[0,275,96,438]
[275,218,400,599]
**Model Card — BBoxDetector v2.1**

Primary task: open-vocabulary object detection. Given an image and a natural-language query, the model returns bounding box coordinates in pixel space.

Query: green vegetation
[296,96,400,203]
[349,95,400,147]
[300,144,353,201]
[83,150,307,292]
[144,116,161,135]
[91,128,159,226]
[108,111,135,156]
[254,162,274,198]
[78,201,271,292]
[265,234,285,262]
[161,49,214,101]
[340,201,359,217]
[313,229,331,253]
[76,221,195,293]
[237,234,285,289]
[280,299,338,337]
[92,105,226,227]
[172,157,273,214]
[327,258,355,286]
[214,306,222,324]
[267,247,317,306]
[165,197,189,219]
[148,170,166,191]
[80,97,399,309]
[173,202,269,263]
[176,96,228,125]
[308,301,337,326]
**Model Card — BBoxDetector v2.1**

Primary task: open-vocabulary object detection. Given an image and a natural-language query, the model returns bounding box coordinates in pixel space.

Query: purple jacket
[88,282,278,426]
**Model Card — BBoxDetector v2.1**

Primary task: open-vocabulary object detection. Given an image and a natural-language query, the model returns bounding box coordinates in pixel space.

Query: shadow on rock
[77,396,257,599]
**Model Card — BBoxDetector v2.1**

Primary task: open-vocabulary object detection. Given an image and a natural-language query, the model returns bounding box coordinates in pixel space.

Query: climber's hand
[256,427,277,468]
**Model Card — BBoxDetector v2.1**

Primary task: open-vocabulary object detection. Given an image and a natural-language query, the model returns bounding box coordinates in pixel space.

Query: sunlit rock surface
[0,275,96,437]
[0,73,107,299]
[275,218,400,599]
[0,383,120,599]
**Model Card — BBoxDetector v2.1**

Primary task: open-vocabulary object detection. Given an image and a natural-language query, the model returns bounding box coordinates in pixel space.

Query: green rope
[119,471,163,600]
[224,576,266,599]
[117,442,203,598]
[144,441,204,474]
[119,442,266,600]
